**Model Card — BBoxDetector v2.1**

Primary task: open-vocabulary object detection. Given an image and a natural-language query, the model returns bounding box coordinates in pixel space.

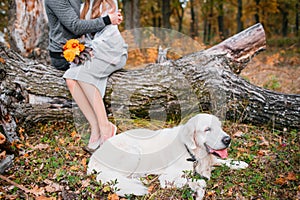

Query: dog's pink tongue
[214,149,228,158]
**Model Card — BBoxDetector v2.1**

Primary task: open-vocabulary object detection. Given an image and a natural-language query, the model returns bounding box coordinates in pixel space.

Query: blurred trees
[236,0,243,32]
[296,1,299,36]
[133,0,299,44]
[0,0,299,54]
[123,0,140,30]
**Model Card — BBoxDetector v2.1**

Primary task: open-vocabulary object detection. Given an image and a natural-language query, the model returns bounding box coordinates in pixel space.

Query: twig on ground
[0,174,31,194]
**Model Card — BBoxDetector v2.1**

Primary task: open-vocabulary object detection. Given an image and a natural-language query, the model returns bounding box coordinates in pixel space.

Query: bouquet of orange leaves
[62,39,93,65]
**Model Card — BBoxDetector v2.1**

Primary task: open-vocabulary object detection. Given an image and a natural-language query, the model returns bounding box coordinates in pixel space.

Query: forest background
[0,0,299,51]
[2,0,298,44]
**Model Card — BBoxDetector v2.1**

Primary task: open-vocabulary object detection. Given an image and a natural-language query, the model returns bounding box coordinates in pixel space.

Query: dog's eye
[204,127,211,132]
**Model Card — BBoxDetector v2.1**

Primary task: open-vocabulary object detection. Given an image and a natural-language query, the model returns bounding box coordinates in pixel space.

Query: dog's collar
[184,144,197,162]
[184,144,209,181]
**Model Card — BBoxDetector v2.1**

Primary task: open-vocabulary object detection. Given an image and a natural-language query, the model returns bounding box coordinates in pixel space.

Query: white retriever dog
[88,113,248,199]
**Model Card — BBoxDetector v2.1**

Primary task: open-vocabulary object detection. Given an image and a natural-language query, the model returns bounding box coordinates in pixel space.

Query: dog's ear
[180,120,197,150]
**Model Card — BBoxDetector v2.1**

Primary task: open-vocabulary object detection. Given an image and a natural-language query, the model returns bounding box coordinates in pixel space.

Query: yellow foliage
[70,166,78,171]
[81,157,87,170]
[70,130,77,138]
[102,185,111,193]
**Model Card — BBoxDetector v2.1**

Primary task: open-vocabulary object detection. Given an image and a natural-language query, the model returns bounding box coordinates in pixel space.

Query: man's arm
[45,0,107,35]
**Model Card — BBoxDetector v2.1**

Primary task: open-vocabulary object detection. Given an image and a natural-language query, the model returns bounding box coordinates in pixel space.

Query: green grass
[0,120,299,199]
[267,37,300,48]
[263,75,281,91]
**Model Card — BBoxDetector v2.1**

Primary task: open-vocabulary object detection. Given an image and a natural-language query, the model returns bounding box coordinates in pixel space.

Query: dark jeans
[49,51,70,71]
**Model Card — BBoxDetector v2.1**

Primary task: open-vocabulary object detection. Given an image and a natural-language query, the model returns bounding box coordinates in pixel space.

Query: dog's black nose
[222,136,231,146]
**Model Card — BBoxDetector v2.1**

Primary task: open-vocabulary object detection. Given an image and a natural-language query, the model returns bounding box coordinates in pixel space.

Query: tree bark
[8,0,48,57]
[0,23,299,146]
[206,23,266,73]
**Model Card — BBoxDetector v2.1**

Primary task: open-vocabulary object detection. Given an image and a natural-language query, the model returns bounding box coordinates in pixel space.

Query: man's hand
[108,9,123,25]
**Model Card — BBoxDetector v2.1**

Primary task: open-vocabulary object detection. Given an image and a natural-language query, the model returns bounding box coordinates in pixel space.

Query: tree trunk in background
[296,2,299,36]
[175,5,184,32]
[190,0,198,39]
[123,0,141,46]
[203,20,207,44]
[202,0,208,44]
[254,0,260,23]
[236,0,243,33]
[203,13,208,44]
[280,10,289,37]
[217,0,225,40]
[123,0,140,30]
[203,0,214,44]
[207,0,214,43]
[151,6,157,27]
[161,0,171,29]
[8,0,48,57]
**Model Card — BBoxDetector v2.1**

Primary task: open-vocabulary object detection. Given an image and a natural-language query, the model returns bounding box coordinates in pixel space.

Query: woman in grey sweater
[45,0,124,153]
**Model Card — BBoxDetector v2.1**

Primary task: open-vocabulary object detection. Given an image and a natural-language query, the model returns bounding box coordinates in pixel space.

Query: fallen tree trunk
[109,53,300,129]
[0,23,299,145]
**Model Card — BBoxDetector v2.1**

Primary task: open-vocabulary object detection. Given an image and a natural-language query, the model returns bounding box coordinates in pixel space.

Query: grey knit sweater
[45,0,107,52]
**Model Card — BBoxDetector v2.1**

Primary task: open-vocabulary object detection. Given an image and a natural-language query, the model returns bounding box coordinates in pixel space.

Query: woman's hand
[108,9,123,25]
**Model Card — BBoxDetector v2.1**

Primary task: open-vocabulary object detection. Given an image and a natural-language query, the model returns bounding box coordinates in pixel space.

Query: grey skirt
[63,54,127,97]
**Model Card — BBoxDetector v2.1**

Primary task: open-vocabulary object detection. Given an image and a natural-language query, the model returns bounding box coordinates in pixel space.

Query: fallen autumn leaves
[0,119,299,199]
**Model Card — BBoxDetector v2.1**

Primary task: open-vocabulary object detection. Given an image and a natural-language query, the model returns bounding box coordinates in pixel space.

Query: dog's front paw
[159,173,187,188]
[188,179,206,190]
[188,180,206,200]
[228,160,249,169]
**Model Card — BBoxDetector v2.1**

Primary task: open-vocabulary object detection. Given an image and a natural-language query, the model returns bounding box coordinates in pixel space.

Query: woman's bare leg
[65,79,101,145]
[77,80,116,143]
